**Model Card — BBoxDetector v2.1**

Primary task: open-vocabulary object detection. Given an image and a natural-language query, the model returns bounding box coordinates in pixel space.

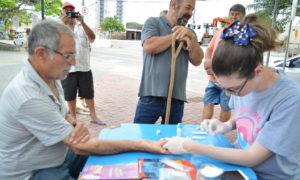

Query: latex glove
[163,137,190,154]
[200,119,233,136]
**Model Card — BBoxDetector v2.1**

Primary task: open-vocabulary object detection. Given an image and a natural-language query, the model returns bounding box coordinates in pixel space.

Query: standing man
[202,4,246,122]
[0,20,169,180]
[61,2,105,125]
[134,0,204,124]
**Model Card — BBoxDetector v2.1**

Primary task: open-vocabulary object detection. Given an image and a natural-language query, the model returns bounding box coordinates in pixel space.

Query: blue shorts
[134,96,184,124]
[203,81,231,111]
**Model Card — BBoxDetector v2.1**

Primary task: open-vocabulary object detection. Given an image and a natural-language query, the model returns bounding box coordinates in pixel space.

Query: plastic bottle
[177,123,183,137]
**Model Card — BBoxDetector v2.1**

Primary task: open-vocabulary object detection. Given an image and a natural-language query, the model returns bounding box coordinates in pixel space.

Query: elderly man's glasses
[44,46,76,62]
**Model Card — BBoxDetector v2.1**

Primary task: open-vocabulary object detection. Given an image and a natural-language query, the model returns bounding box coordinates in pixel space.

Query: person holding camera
[61,2,105,126]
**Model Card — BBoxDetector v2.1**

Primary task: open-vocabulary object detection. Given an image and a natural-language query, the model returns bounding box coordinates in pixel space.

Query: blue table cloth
[84,123,256,179]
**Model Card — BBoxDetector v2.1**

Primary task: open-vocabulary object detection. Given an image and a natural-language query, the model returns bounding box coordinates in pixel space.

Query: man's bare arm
[63,137,169,155]
[204,47,214,75]
[77,13,96,42]
[187,36,203,66]
[143,34,173,54]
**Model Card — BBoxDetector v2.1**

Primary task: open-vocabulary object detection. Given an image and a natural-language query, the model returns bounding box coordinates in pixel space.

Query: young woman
[163,14,300,179]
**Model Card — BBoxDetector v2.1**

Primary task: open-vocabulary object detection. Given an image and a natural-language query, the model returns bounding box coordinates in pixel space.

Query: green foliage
[33,0,62,16]
[0,0,17,7]
[247,0,300,33]
[220,17,230,28]
[126,22,143,29]
[0,0,62,26]
[100,16,125,33]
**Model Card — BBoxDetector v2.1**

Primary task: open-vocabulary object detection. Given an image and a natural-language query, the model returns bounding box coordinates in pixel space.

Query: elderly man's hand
[69,122,90,144]
[138,139,170,154]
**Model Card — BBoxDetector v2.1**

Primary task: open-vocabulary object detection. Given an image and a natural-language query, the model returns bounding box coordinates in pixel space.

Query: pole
[265,0,278,67]
[283,19,293,72]
[283,0,298,71]
[192,9,195,24]
[41,0,45,20]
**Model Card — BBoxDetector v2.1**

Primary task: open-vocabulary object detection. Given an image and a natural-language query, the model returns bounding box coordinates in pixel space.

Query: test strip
[192,131,208,135]
[192,136,206,139]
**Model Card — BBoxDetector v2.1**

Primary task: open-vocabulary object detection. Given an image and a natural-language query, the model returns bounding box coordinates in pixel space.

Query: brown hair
[212,14,278,79]
[229,4,246,16]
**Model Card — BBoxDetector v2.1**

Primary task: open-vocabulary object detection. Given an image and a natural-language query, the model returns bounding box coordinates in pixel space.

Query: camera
[66,12,79,18]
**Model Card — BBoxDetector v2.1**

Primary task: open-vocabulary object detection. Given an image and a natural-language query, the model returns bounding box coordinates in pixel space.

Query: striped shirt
[0,60,73,180]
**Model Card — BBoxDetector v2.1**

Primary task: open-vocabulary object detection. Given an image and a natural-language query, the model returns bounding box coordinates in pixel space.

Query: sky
[123,0,254,24]
[63,0,254,30]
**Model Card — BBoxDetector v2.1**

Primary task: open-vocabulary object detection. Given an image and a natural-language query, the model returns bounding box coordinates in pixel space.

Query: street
[90,40,208,94]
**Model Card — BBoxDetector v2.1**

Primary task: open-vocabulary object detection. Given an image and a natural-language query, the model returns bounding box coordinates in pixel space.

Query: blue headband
[220,21,256,46]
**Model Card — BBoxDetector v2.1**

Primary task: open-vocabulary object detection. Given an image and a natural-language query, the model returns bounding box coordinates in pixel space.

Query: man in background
[61,2,106,125]
[134,0,204,124]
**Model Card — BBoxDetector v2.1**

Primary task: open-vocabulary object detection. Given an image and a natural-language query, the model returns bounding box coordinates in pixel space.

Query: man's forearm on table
[73,139,146,155]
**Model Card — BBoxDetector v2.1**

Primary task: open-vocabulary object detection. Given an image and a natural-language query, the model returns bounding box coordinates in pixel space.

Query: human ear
[34,46,48,61]
[254,65,264,77]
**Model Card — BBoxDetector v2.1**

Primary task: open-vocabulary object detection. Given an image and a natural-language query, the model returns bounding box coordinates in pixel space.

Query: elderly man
[134,0,204,125]
[0,20,168,180]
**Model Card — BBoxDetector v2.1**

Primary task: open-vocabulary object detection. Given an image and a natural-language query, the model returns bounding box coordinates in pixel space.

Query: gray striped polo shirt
[0,60,73,179]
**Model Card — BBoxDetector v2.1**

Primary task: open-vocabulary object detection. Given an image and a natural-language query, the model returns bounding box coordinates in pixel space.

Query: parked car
[13,34,25,46]
[269,55,300,83]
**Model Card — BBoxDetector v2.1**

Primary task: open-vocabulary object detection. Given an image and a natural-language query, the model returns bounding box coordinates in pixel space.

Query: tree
[247,0,300,32]
[33,0,62,17]
[100,16,125,36]
[0,0,62,26]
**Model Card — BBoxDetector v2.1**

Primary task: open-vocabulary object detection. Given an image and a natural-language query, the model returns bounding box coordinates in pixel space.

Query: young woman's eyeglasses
[217,78,249,96]
[44,46,76,62]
